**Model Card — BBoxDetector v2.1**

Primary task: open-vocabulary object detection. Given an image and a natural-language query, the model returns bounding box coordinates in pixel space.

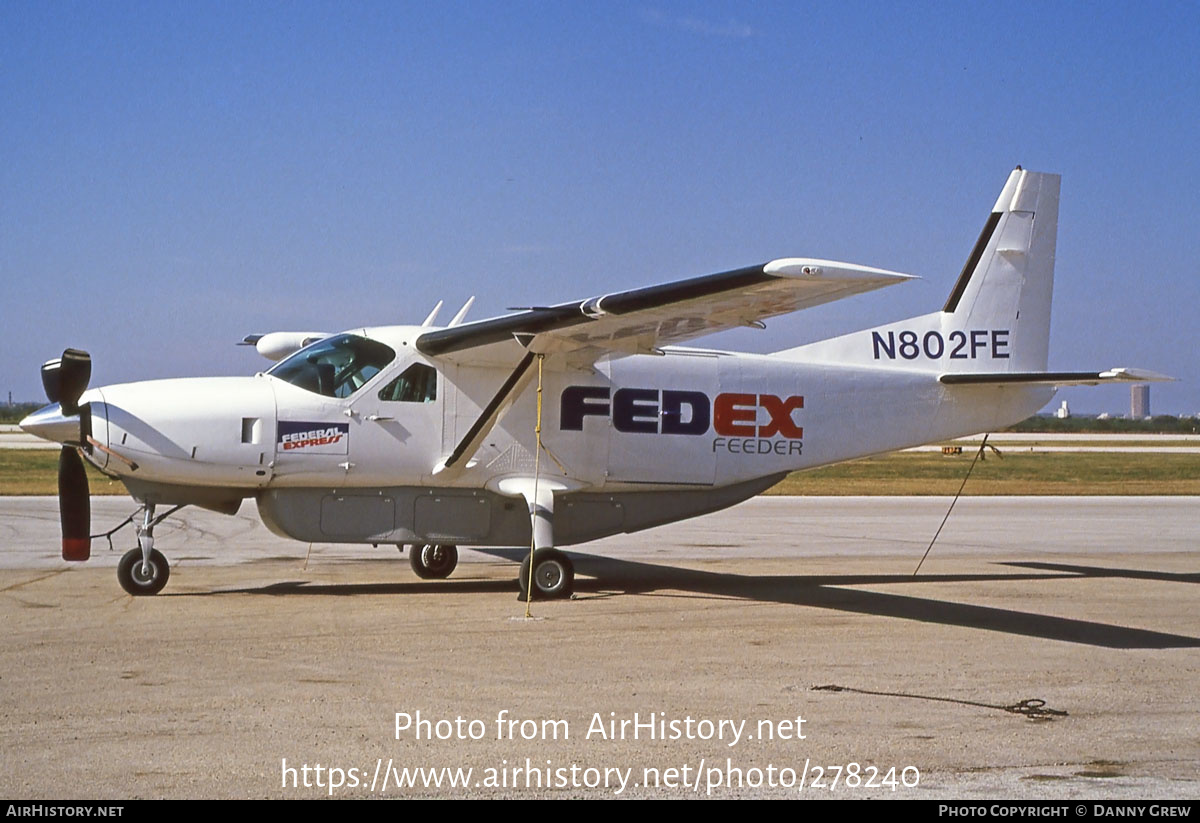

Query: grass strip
[2,448,1197,496]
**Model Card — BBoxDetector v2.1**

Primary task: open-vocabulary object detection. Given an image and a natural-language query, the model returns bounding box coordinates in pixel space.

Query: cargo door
[606,351,717,486]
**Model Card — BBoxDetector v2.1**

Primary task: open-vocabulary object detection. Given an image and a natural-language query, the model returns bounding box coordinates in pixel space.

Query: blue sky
[3,1,1198,415]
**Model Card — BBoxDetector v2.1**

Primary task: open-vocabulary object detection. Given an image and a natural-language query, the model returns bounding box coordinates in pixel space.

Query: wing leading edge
[415,258,914,364]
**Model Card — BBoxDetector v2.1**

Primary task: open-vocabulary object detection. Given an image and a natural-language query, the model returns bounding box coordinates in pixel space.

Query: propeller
[39,348,93,561]
[42,348,91,415]
[58,447,91,561]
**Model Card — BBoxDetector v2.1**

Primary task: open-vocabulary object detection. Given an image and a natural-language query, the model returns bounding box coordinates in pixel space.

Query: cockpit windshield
[268,333,396,398]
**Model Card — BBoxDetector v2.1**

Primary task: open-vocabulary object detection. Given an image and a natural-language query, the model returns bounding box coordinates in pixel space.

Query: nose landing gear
[115,503,173,596]
[117,547,170,595]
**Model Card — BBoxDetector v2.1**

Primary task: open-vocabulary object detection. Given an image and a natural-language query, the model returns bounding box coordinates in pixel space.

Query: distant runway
[906,432,1200,453]
[2,494,1198,799]
[0,423,56,449]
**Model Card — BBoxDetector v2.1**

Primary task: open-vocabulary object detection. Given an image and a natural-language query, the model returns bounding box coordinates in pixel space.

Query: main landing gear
[116,503,172,596]
[406,543,459,579]
[512,480,575,601]
[400,540,574,599]
[518,548,574,601]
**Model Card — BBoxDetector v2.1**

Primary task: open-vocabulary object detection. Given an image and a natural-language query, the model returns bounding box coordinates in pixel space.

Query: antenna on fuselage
[448,296,476,327]
[421,300,444,327]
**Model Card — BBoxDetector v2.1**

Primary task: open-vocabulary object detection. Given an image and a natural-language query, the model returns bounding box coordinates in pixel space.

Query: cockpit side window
[378,363,438,403]
[268,334,396,399]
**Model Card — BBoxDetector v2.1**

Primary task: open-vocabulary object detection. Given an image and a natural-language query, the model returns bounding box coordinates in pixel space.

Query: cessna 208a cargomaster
[21,168,1169,598]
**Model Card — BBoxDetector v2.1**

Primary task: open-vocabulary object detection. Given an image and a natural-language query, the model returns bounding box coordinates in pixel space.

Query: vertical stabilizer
[776,168,1061,374]
[939,168,1059,371]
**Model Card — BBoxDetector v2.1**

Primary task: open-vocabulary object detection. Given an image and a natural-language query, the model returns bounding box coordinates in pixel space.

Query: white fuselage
[77,323,1050,545]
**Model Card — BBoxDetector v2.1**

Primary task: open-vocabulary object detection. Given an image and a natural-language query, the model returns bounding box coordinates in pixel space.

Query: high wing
[420,258,913,476]
[415,258,914,365]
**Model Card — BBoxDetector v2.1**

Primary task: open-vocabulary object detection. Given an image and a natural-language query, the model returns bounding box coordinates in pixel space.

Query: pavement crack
[0,569,69,592]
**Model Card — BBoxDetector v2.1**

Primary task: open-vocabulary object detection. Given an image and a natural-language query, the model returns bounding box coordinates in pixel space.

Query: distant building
[1055,401,1070,419]
[1131,384,1150,419]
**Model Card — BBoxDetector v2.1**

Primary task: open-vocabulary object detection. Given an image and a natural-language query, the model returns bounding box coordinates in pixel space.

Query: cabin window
[378,363,438,403]
[268,334,395,398]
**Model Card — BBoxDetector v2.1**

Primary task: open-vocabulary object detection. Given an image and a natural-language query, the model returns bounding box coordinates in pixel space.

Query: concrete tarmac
[1,496,1198,799]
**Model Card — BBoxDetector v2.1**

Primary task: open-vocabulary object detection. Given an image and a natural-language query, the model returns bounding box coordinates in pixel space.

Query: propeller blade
[41,349,91,414]
[59,447,91,561]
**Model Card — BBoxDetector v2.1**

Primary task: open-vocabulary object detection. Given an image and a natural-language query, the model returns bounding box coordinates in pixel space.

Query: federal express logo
[278,421,350,455]
[560,386,804,456]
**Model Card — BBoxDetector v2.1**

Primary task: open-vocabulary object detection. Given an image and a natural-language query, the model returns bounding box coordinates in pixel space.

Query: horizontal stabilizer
[940,368,1174,387]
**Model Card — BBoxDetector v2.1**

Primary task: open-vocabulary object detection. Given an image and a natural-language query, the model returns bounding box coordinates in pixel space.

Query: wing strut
[434,351,537,475]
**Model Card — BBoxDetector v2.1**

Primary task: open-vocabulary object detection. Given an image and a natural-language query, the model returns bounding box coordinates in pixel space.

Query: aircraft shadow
[172,578,517,597]
[177,549,1200,650]
[557,554,1200,650]
[1001,561,1200,585]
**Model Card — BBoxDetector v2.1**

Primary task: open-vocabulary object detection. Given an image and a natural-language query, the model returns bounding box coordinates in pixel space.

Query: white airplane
[21,168,1169,599]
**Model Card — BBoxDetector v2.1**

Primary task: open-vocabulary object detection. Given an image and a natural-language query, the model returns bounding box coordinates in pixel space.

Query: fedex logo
[560,386,803,439]
[277,421,350,455]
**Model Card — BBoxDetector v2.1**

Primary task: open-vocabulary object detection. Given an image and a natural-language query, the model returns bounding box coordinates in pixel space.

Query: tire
[518,548,574,600]
[117,548,170,596]
[409,544,458,579]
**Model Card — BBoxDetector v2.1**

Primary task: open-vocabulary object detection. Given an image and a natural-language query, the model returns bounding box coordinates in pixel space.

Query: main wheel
[518,548,574,600]
[117,548,170,596]
[409,544,458,579]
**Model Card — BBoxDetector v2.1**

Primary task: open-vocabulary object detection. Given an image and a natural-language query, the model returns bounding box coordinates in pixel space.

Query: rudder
[776,167,1061,374]
[940,167,1060,371]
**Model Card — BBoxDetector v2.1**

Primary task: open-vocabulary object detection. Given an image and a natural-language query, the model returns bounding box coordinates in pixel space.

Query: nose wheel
[115,502,173,596]
[117,547,170,596]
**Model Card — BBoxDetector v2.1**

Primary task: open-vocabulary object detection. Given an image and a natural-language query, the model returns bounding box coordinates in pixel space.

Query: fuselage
[31,323,1050,545]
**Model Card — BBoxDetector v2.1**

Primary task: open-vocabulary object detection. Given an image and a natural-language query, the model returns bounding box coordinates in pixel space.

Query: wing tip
[764,258,918,282]
[1100,368,1176,383]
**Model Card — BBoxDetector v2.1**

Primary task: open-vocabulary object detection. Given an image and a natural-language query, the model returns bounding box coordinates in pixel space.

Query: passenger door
[347,360,443,485]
